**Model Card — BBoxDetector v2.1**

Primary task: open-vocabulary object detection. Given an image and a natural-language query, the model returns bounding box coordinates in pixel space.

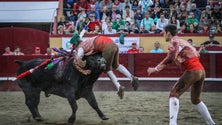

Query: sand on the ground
[0,91,221,125]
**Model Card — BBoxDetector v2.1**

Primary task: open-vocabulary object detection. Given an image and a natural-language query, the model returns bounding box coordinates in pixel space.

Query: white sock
[196,101,215,125]
[107,71,121,90]
[169,97,179,125]
[116,64,132,81]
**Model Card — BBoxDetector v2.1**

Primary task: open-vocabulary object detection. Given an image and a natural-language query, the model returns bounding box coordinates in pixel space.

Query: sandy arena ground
[0,91,221,125]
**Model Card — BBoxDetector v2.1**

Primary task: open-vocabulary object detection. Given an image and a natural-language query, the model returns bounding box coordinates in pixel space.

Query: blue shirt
[140,17,154,31]
[150,48,163,53]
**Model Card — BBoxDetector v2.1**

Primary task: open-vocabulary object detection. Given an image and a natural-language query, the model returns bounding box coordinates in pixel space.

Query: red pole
[15,59,50,80]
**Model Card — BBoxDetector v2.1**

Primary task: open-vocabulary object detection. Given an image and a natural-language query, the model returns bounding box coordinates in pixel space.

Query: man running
[70,33,139,99]
[147,24,215,125]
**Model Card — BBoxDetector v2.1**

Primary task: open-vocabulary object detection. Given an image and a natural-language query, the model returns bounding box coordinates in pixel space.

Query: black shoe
[132,76,139,91]
[117,86,125,99]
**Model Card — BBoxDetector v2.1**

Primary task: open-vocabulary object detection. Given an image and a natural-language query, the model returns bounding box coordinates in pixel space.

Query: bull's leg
[24,89,42,121]
[84,91,109,120]
[67,94,78,123]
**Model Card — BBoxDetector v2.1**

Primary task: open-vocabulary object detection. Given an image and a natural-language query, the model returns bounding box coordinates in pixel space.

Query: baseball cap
[35,46,40,50]
[132,42,137,45]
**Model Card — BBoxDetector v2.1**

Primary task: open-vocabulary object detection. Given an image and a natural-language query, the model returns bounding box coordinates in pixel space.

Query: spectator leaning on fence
[127,42,139,53]
[150,41,163,53]
[139,46,144,53]
[45,48,55,56]
[187,38,196,47]
[2,45,14,56]
[201,34,220,47]
[14,46,24,56]
[32,47,43,56]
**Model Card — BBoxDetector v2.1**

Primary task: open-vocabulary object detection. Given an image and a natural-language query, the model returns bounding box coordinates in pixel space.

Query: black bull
[14,53,108,124]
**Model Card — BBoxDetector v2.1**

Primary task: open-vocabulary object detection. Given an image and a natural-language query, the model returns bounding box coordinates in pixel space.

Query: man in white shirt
[156,13,168,33]
[103,23,117,34]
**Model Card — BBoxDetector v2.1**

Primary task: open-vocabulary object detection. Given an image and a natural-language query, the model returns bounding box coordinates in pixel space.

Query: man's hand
[83,69,91,75]
[147,67,156,76]
[76,58,86,68]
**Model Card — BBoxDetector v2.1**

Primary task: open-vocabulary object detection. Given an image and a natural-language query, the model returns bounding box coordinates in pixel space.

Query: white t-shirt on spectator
[104,29,117,34]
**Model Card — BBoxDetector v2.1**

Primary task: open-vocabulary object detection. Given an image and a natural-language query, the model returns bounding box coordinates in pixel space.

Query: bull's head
[84,53,106,72]
[97,57,106,71]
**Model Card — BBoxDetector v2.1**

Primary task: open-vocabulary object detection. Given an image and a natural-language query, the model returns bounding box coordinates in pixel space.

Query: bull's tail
[14,60,24,65]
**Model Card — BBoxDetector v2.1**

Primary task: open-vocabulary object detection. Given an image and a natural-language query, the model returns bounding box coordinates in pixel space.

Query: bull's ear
[14,60,24,65]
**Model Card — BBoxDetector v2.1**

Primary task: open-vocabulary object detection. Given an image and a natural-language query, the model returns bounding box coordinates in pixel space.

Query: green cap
[70,33,81,47]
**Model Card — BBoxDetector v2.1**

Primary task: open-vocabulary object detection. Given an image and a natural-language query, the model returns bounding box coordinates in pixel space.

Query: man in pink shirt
[70,33,139,99]
[147,24,215,125]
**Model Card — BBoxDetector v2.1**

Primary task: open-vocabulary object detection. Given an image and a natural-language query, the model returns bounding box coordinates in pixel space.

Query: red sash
[183,57,204,71]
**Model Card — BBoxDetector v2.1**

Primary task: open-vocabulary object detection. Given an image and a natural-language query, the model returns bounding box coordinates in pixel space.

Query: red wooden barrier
[216,54,222,77]
[0,53,220,78]
[0,27,49,55]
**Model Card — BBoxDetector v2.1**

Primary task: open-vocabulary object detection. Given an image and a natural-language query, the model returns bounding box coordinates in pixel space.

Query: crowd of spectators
[57,0,222,35]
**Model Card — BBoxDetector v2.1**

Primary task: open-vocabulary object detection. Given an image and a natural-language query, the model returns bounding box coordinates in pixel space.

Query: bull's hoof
[34,116,43,122]
[68,117,75,123]
[44,92,51,97]
[131,75,139,91]
[117,86,125,99]
[101,115,109,120]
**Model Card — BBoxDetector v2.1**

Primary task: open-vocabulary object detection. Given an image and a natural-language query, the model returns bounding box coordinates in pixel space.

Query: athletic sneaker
[131,76,139,91]
[117,86,125,99]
